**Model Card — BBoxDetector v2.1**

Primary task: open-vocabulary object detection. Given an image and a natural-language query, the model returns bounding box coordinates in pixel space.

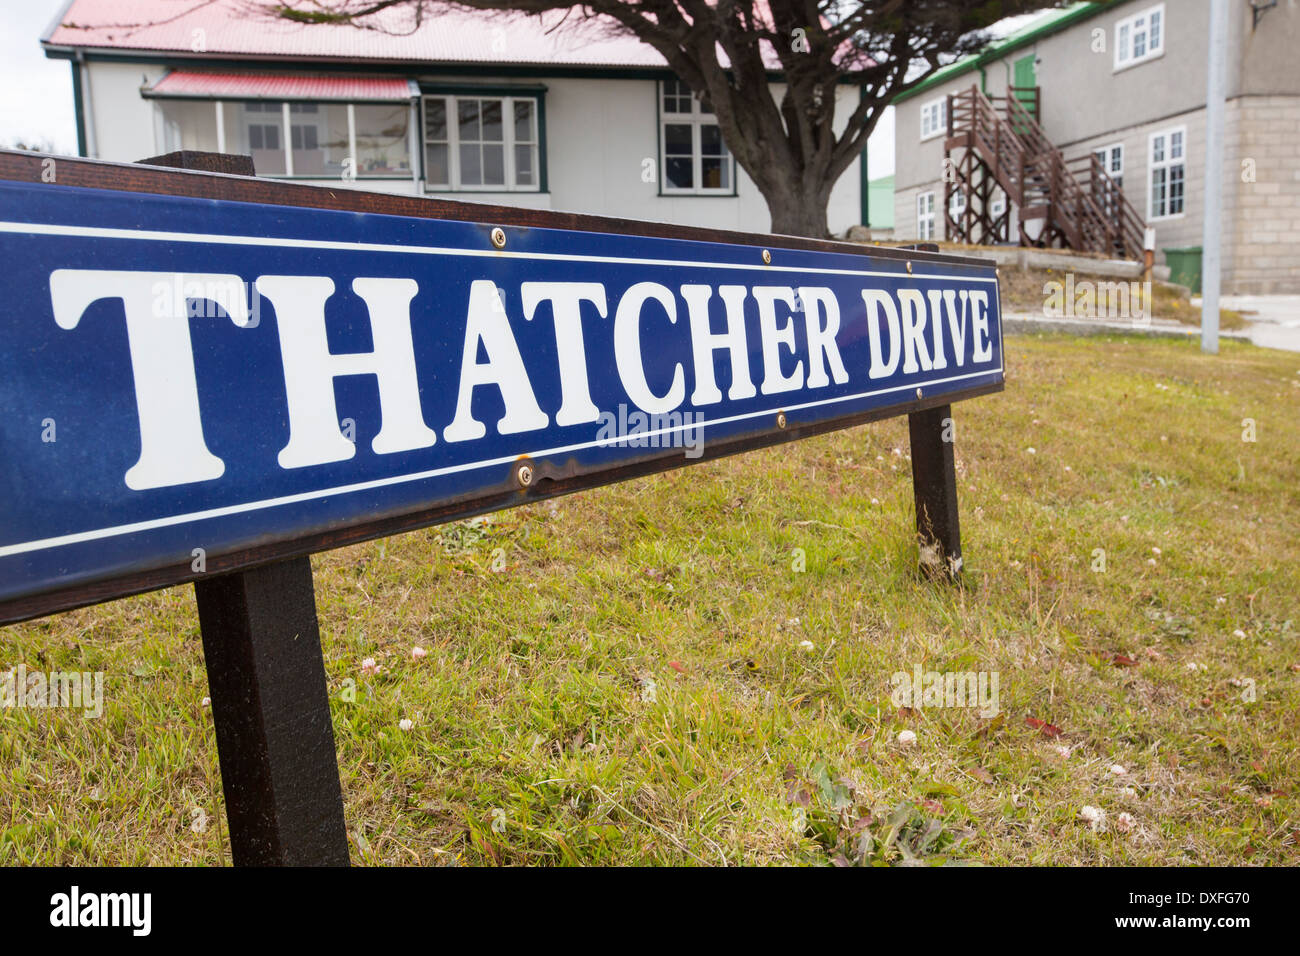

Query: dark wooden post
[908,404,962,580]
[137,149,350,866]
[194,558,349,866]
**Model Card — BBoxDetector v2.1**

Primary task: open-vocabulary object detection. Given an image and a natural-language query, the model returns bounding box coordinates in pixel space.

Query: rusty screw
[516,462,533,487]
[776,411,787,429]
[762,249,772,265]
[491,227,507,249]
[906,261,913,275]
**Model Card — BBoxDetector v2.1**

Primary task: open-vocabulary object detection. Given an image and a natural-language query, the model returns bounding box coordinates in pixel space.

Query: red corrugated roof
[45,0,676,67]
[145,71,414,100]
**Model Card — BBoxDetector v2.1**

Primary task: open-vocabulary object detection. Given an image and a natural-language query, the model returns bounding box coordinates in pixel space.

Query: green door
[1012,54,1039,124]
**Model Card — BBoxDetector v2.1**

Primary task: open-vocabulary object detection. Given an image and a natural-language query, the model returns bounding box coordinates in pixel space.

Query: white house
[40,0,869,236]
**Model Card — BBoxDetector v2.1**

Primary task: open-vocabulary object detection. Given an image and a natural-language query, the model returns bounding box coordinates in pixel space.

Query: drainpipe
[76,50,98,158]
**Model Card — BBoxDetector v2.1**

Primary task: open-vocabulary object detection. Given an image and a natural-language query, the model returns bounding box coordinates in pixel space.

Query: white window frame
[919,96,948,141]
[1114,3,1165,71]
[917,191,936,240]
[990,191,1006,217]
[1093,142,1124,182]
[949,188,966,217]
[421,94,541,193]
[659,79,734,195]
[1147,125,1186,221]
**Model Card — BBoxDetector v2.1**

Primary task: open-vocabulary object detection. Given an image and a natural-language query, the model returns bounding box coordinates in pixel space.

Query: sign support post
[908,404,962,579]
[194,557,350,866]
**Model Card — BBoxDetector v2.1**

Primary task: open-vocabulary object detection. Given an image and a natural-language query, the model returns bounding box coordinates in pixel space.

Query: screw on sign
[0,148,1003,865]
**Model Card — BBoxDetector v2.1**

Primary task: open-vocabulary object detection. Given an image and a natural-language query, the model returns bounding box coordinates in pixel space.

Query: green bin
[1163,246,1203,294]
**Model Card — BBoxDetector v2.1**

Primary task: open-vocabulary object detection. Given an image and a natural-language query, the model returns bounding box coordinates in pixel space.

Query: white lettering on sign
[49,270,998,491]
[49,269,246,490]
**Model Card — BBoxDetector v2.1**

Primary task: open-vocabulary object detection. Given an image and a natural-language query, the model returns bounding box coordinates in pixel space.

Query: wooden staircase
[943,85,1145,259]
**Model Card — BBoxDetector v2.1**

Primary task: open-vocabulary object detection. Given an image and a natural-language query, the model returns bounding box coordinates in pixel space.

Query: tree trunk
[758,175,834,239]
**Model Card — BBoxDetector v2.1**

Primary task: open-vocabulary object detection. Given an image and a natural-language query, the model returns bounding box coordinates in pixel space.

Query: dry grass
[2,333,1298,866]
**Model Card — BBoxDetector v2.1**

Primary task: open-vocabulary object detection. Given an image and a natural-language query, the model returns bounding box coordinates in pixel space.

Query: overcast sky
[0,3,1040,173]
[1,0,78,152]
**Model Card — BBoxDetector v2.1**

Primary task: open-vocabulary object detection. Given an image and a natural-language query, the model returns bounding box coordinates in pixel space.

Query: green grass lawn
[3,333,1298,866]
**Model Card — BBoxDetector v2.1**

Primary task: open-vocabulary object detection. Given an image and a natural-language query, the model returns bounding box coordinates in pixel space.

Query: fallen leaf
[1026,716,1063,738]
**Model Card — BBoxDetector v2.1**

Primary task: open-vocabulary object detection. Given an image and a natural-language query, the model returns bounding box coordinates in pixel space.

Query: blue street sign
[0,180,1002,611]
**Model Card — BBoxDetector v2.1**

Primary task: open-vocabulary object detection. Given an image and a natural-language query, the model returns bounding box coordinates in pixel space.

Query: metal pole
[1201,0,1230,354]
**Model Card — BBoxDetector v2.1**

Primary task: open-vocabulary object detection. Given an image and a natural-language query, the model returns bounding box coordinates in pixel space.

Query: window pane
[514,144,534,185]
[354,104,410,177]
[1170,130,1183,159]
[700,124,725,156]
[1169,165,1185,213]
[290,102,348,177]
[459,99,480,141]
[425,98,447,141]
[513,100,534,142]
[157,99,221,152]
[426,143,449,186]
[483,143,505,185]
[702,157,727,189]
[664,123,692,154]
[1152,135,1164,162]
[243,102,286,175]
[481,100,503,142]
[460,144,481,185]
[666,156,693,189]
[663,79,686,113]
[1150,11,1162,49]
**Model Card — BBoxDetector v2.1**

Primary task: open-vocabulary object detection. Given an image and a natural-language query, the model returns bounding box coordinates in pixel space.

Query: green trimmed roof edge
[893,1,1117,104]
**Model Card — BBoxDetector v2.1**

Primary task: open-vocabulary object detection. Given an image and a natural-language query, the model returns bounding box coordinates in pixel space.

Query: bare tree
[266,1,1063,237]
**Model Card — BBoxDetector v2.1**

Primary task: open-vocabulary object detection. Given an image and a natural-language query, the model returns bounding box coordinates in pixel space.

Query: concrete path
[1202,295,1300,353]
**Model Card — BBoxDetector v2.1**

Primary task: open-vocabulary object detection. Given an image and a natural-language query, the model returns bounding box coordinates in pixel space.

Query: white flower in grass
[1215,596,1227,605]
[1115,812,1136,835]
[1079,805,1106,830]
[1027,447,1037,455]
[201,696,210,708]
[1232,629,1246,640]
[1146,558,1157,567]
[897,729,917,747]
[411,646,428,661]
[639,676,657,704]
[361,657,379,677]
[1151,547,1162,556]
[799,640,815,652]
[1120,786,1138,799]
[1054,745,1071,759]
[1109,764,1127,776]
[399,717,414,732]
[871,497,881,506]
